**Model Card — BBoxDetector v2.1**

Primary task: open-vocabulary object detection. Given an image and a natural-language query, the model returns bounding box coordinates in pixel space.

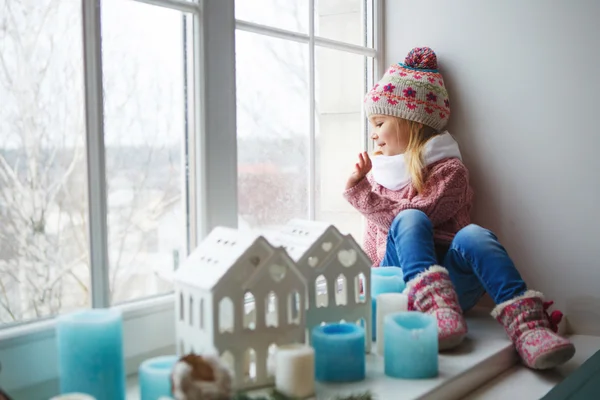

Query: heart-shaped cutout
[269,264,287,282]
[322,242,332,252]
[337,249,357,267]
[308,256,318,268]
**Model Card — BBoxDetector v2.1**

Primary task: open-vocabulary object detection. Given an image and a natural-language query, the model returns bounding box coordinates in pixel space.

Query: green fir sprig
[233,389,374,400]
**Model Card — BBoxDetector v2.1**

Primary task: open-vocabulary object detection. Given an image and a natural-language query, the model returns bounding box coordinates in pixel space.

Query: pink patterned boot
[405,266,468,350]
[491,290,575,370]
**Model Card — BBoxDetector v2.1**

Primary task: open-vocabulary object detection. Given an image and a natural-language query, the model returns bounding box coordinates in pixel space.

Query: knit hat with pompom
[364,47,450,131]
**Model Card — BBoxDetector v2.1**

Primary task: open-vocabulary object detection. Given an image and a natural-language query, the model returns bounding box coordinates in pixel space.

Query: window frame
[234,0,381,221]
[0,0,384,396]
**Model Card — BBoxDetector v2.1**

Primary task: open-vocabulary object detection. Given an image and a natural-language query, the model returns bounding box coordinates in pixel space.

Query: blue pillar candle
[384,311,438,379]
[312,323,365,382]
[371,267,405,341]
[139,355,178,400]
[56,309,126,400]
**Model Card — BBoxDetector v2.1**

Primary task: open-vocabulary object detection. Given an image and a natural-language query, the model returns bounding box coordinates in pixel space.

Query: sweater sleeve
[362,219,378,265]
[343,159,472,233]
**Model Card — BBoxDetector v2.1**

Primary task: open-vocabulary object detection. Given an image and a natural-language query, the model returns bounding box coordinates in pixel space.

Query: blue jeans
[380,209,527,312]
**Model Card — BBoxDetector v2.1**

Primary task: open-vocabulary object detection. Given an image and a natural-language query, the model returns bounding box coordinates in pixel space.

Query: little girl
[344,47,575,370]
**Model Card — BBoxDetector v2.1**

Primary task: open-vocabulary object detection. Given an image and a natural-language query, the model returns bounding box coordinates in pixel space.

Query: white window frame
[0,0,384,397]
[235,0,384,220]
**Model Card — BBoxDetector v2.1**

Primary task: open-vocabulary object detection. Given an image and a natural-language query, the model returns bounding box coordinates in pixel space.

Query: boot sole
[532,343,576,370]
[439,332,466,351]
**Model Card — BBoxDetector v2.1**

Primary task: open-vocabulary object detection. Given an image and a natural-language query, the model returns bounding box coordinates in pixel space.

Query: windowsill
[124,307,519,400]
[464,334,600,399]
[0,294,177,399]
[0,294,174,346]
[7,305,592,400]
[126,375,142,399]
[123,332,599,400]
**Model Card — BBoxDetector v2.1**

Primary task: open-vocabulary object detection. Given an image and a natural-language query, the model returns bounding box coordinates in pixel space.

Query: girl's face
[370,115,410,156]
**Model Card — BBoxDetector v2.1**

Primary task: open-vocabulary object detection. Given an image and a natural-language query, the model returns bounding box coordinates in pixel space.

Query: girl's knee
[391,209,432,231]
[453,224,497,250]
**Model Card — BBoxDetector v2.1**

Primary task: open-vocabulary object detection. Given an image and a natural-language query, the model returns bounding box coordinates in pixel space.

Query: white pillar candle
[376,293,409,355]
[50,394,96,400]
[275,344,315,398]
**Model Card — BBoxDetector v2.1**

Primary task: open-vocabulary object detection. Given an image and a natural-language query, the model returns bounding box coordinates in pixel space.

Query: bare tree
[0,0,183,324]
[0,0,89,322]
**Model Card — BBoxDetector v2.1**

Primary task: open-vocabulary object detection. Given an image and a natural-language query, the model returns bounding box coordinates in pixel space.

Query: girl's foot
[491,290,575,369]
[405,265,468,350]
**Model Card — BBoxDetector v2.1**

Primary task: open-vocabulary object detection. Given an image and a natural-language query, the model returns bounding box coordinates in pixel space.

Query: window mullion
[314,36,377,57]
[196,0,238,238]
[373,0,385,77]
[364,0,375,153]
[131,0,199,14]
[81,0,110,308]
[234,20,377,57]
[184,14,198,254]
[308,0,316,221]
[235,20,309,44]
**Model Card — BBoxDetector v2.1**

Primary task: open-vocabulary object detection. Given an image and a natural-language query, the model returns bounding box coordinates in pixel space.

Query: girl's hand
[346,151,372,190]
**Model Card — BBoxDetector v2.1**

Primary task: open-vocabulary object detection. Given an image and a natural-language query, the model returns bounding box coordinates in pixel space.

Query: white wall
[385,0,600,334]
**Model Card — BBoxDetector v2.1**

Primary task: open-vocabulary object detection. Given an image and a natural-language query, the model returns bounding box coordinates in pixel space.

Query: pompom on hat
[364,47,450,131]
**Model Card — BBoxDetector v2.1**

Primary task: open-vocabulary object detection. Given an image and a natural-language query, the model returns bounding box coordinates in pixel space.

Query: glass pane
[0,1,89,325]
[236,0,308,33]
[315,47,368,243]
[236,31,309,231]
[102,0,188,304]
[315,0,365,46]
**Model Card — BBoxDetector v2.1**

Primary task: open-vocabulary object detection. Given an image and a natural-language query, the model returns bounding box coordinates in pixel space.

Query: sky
[1,0,365,148]
[103,0,311,145]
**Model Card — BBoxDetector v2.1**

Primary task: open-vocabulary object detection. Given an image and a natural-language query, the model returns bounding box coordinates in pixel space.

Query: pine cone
[171,353,233,400]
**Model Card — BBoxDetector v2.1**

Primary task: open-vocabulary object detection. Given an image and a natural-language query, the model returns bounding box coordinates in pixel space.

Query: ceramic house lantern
[266,219,373,352]
[174,227,307,391]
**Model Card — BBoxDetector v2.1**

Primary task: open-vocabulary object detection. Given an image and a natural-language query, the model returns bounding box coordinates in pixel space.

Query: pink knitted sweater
[343,157,474,266]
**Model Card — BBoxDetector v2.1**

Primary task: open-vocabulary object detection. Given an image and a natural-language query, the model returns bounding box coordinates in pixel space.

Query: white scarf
[371,131,462,191]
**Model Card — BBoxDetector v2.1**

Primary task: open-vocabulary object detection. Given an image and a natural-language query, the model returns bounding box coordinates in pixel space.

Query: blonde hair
[391,117,438,193]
